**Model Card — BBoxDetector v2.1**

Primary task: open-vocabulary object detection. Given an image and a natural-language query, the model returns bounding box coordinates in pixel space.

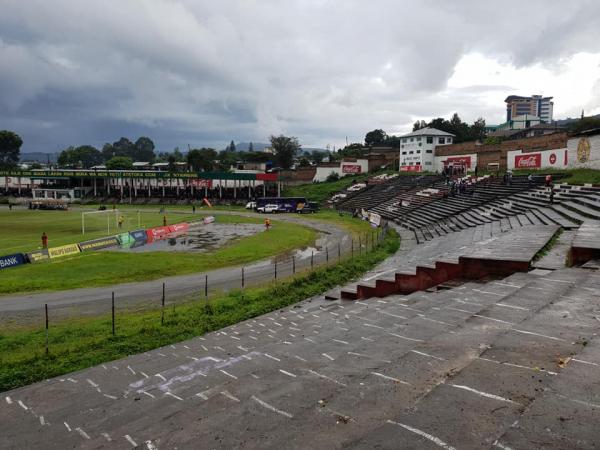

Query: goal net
[81,209,121,236]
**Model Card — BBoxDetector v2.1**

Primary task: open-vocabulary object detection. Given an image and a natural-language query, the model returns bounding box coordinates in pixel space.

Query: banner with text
[0,253,26,270]
[26,249,49,263]
[78,236,119,252]
[48,243,81,259]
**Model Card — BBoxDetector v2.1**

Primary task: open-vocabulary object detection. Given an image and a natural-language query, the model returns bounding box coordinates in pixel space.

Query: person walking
[528,173,533,187]
[41,232,48,249]
[163,215,167,227]
[545,174,552,187]
[265,217,271,231]
[118,215,124,229]
[549,188,555,205]
[192,204,196,214]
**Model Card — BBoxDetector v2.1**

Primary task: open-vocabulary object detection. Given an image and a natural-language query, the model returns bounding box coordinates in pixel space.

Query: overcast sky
[2,0,600,153]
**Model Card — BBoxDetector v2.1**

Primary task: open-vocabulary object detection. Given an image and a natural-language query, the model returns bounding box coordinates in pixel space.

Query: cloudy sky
[2,0,600,153]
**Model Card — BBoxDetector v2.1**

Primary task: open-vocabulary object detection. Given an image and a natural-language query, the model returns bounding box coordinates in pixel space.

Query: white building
[399,127,455,171]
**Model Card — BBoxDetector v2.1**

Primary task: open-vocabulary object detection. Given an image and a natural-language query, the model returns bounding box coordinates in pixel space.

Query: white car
[256,204,279,213]
[245,201,256,209]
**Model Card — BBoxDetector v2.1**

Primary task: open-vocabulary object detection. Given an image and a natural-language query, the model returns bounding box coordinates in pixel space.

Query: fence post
[204,274,208,301]
[292,256,296,274]
[45,303,49,355]
[359,236,362,255]
[111,292,115,336]
[161,282,165,326]
[242,267,245,289]
[351,239,354,258]
[311,251,314,270]
[338,242,341,262]
[274,261,278,279]
[326,246,329,263]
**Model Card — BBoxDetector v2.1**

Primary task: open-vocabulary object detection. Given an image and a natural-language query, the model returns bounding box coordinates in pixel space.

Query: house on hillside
[398,127,454,172]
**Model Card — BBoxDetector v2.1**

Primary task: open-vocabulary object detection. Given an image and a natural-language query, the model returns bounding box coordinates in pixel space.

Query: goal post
[81,209,120,235]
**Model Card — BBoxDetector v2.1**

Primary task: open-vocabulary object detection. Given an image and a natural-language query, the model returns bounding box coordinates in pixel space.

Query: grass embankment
[0,229,399,392]
[509,168,600,185]
[283,173,374,204]
[0,216,316,295]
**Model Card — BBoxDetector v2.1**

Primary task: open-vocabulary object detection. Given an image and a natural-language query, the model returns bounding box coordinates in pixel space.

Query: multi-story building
[505,95,554,122]
[399,127,455,171]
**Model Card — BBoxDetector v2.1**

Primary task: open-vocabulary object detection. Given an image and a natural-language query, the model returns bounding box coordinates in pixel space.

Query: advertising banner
[342,164,362,174]
[0,253,26,270]
[129,229,148,247]
[27,249,49,263]
[146,226,171,243]
[48,243,81,259]
[191,179,213,188]
[444,156,472,168]
[400,165,422,172]
[78,236,119,252]
[118,232,135,248]
[369,213,381,227]
[514,153,541,169]
[168,223,189,234]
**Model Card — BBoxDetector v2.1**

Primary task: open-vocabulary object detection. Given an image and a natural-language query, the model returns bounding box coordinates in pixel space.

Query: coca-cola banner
[515,153,541,168]
[342,164,362,174]
[400,165,422,172]
[444,156,472,168]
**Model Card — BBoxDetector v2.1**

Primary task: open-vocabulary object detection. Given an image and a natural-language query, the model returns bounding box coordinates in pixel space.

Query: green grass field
[0,229,399,392]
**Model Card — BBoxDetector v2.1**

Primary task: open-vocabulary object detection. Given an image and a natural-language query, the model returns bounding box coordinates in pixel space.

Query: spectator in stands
[502,173,508,185]
[41,232,48,249]
[528,173,533,187]
[545,174,552,187]
[549,188,555,205]
[507,170,513,186]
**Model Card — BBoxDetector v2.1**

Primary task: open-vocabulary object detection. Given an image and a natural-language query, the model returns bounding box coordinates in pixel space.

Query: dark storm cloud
[1,0,600,152]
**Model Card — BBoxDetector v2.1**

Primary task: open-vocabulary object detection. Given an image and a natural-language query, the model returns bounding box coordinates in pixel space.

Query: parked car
[245,201,256,210]
[297,202,319,214]
[256,204,279,213]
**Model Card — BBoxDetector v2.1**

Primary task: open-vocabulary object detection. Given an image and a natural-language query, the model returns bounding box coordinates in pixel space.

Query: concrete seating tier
[570,220,600,265]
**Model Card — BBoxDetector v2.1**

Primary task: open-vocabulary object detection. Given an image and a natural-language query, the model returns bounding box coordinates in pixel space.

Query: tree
[364,129,387,146]
[58,145,102,168]
[0,130,23,169]
[134,137,155,162]
[187,148,218,171]
[269,135,300,169]
[226,140,236,152]
[326,171,340,182]
[412,120,427,131]
[248,142,254,152]
[102,137,135,160]
[311,150,325,164]
[105,156,133,170]
[569,116,600,134]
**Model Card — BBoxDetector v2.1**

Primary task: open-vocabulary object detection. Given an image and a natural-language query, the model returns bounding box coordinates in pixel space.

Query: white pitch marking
[124,434,138,447]
[378,310,409,320]
[165,392,184,401]
[513,329,566,341]
[5,396,12,405]
[155,374,167,381]
[572,358,600,367]
[220,369,238,380]
[371,372,410,385]
[220,390,240,402]
[101,432,112,442]
[64,421,71,432]
[146,440,158,450]
[386,420,457,450]
[411,350,446,361]
[279,369,297,378]
[127,365,136,375]
[388,333,424,343]
[76,427,91,440]
[450,384,518,404]
[307,369,347,387]
[87,378,99,388]
[322,353,335,361]
[473,314,514,325]
[293,355,307,362]
[263,353,281,362]
[103,394,118,400]
[18,400,28,410]
[251,395,293,418]
[332,339,349,345]
[141,391,155,399]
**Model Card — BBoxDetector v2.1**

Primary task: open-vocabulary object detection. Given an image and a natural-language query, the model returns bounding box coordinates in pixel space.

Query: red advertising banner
[444,156,472,167]
[256,173,278,181]
[515,153,541,168]
[168,223,189,234]
[342,164,362,174]
[191,179,212,188]
[400,165,422,172]
[146,226,171,243]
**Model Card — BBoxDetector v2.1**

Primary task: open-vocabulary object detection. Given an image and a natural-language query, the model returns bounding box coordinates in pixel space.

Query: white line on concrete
[237,345,250,352]
[165,392,184,401]
[478,357,557,375]
[155,374,167,381]
[557,393,600,409]
[241,354,253,360]
[64,422,71,432]
[263,353,281,362]
[361,336,375,342]
[304,337,316,343]
[76,427,91,440]
[411,350,446,361]
[221,390,240,402]
[363,323,385,329]
[322,353,335,361]
[124,434,138,447]
[371,372,410,385]
[495,303,529,311]
[251,395,293,418]
[67,377,78,383]
[86,378,99,388]
[141,390,155,399]
[572,358,600,367]
[294,355,307,362]
[279,369,297,378]
[196,391,209,400]
[127,365,136,375]
[5,396,12,405]
[388,332,424,343]
[214,367,238,380]
[103,394,118,400]
[417,315,454,327]
[377,310,409,320]
[101,432,112,442]
[267,334,275,339]
[186,356,199,362]
[17,400,27,410]
[473,314,514,325]
[512,329,566,341]
[146,440,158,450]
[141,371,149,379]
[201,345,208,351]
[307,369,347,387]
[447,307,473,314]
[492,440,514,450]
[332,339,349,345]
[39,415,45,426]
[386,420,457,450]
[450,384,518,404]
